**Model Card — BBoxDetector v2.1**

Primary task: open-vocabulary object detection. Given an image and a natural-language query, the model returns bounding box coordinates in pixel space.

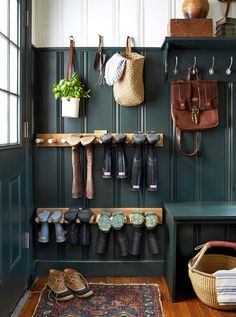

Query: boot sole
[76,290,93,298]
[56,294,74,301]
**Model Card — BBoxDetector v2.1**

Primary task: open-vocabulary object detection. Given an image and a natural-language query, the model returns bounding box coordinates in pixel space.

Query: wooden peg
[48,138,57,144]
[61,138,67,144]
[35,138,45,144]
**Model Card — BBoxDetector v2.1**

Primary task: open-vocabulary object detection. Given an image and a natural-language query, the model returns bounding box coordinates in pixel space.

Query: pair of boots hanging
[68,136,94,199]
[96,211,159,256]
[101,132,159,191]
[131,132,159,191]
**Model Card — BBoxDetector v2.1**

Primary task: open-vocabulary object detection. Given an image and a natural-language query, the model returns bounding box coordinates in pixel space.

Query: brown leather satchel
[171,68,219,156]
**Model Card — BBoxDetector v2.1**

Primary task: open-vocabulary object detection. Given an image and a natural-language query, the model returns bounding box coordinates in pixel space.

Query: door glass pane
[10,45,18,94]
[10,0,18,44]
[0,0,8,36]
[0,91,8,144]
[0,36,8,90]
[9,95,18,143]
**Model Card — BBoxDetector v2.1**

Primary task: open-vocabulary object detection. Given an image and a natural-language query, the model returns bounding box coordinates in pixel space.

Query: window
[0,0,20,146]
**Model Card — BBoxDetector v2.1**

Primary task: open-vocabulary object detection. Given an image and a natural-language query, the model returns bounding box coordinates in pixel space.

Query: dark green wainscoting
[32,44,236,278]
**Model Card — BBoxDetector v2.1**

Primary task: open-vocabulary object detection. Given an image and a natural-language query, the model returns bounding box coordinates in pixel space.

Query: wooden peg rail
[35,133,164,148]
[35,208,163,225]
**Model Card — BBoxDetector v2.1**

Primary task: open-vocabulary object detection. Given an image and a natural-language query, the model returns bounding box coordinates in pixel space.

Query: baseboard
[33,260,165,277]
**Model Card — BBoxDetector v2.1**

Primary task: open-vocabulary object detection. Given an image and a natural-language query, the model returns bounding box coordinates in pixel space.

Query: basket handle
[191,241,236,270]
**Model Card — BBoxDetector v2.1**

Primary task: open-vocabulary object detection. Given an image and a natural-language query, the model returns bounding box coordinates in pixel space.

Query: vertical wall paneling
[0,181,2,285]
[225,83,234,201]
[32,0,236,47]
[119,0,138,46]
[9,175,21,271]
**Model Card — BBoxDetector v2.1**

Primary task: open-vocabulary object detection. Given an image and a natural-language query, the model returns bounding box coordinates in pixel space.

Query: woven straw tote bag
[113,36,145,106]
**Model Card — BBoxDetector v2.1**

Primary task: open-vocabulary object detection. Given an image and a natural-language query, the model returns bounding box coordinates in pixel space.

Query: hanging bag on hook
[171,67,219,156]
[113,36,145,106]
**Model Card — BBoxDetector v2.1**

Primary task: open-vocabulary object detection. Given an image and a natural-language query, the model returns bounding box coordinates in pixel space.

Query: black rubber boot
[77,208,92,246]
[130,226,143,256]
[131,132,146,191]
[113,133,128,179]
[100,133,113,178]
[96,231,109,254]
[96,211,111,254]
[64,207,79,245]
[116,228,129,257]
[146,132,159,191]
[146,229,159,255]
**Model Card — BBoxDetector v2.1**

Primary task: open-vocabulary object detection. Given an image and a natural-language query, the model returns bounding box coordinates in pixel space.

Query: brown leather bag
[171,68,219,156]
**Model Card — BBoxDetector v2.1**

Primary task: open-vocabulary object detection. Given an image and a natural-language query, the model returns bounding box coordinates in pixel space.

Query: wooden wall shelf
[35,133,164,147]
[35,207,163,224]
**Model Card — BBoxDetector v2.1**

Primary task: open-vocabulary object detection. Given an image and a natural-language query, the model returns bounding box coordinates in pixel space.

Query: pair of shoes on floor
[47,268,93,301]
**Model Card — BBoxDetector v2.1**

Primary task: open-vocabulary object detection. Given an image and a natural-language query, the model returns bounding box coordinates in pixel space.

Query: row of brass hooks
[173,56,234,76]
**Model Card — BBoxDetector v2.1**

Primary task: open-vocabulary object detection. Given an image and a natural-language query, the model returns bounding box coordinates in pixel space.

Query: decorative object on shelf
[145,211,159,255]
[129,211,145,256]
[37,210,50,243]
[113,133,128,179]
[81,136,95,199]
[94,35,106,85]
[77,208,93,246]
[182,0,209,18]
[96,211,112,254]
[146,132,159,191]
[64,207,80,245]
[100,133,113,178]
[171,67,219,156]
[50,210,66,243]
[168,18,213,37]
[52,36,90,118]
[131,132,146,191]
[216,0,236,37]
[105,52,126,86]
[110,211,129,257]
[113,36,145,106]
[66,137,84,199]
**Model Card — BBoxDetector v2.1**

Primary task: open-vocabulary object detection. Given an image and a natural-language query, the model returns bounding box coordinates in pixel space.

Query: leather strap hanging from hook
[66,36,75,80]
[126,36,132,55]
[225,0,232,18]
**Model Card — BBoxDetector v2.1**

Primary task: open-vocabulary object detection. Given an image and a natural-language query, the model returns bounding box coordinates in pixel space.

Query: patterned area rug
[32,283,164,317]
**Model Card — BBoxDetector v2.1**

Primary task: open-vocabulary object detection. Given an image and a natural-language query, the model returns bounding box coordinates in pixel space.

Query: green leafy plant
[53,72,91,100]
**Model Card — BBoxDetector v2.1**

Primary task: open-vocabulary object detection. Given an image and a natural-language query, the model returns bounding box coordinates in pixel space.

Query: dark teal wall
[32,46,236,276]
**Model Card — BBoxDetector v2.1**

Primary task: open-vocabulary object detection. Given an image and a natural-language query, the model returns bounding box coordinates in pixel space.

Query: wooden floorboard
[18,277,236,317]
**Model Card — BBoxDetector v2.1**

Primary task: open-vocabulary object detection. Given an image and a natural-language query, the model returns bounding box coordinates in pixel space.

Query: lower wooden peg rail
[35,208,163,225]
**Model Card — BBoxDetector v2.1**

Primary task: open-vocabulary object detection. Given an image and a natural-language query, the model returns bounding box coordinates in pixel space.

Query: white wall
[32,0,236,47]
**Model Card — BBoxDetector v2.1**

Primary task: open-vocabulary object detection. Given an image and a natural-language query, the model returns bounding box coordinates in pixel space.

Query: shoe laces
[70,272,89,288]
[48,274,65,307]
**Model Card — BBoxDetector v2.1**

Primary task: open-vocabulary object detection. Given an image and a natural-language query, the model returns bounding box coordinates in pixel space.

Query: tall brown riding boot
[67,137,84,198]
[47,269,74,301]
[81,136,95,199]
[64,268,93,298]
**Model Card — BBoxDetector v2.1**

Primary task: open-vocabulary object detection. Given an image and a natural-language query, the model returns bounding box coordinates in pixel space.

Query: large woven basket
[113,36,145,106]
[188,241,236,310]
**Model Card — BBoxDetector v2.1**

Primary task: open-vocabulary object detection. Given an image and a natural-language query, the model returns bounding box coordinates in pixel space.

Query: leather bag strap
[225,0,231,18]
[176,128,201,157]
[187,67,200,81]
[126,36,132,54]
[66,36,75,80]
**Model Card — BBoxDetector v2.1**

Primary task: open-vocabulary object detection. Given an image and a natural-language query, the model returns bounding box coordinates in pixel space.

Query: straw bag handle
[191,241,236,270]
[66,36,75,80]
[126,36,132,54]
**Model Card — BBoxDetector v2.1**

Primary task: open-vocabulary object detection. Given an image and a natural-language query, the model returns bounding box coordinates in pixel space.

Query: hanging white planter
[61,97,80,118]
